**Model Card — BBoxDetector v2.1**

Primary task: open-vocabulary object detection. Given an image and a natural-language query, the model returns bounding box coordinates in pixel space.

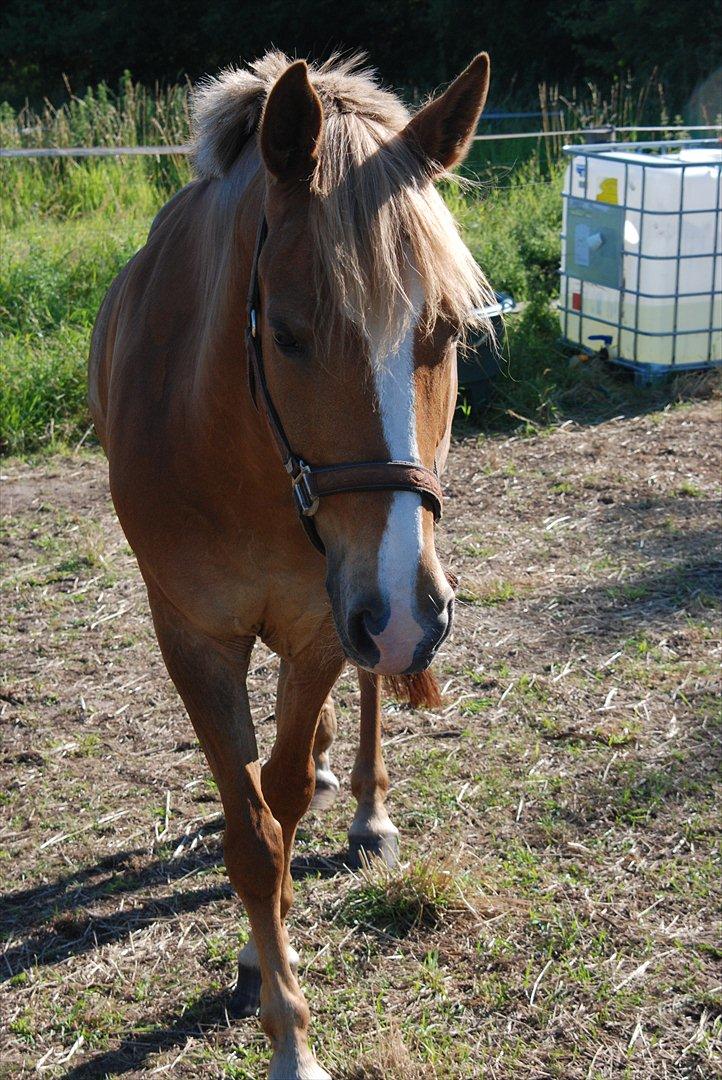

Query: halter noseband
[245,215,444,555]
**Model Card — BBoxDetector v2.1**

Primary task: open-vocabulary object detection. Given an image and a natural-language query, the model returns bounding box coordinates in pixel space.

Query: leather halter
[245,215,444,555]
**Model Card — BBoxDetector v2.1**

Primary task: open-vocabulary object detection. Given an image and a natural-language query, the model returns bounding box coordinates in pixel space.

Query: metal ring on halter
[291,462,320,517]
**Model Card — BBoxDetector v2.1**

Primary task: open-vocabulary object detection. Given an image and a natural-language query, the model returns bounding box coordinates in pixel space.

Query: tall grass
[0,76,193,453]
[1,68,678,224]
[0,73,191,227]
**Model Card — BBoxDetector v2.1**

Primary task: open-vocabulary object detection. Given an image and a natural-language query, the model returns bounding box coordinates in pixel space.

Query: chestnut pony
[89,51,492,1080]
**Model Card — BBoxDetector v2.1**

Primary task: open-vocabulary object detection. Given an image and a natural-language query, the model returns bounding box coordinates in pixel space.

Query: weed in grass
[461,696,495,715]
[458,540,494,558]
[499,840,542,890]
[479,580,517,605]
[336,856,470,936]
[74,733,101,757]
[677,481,703,497]
[514,673,549,709]
[206,934,236,969]
[608,583,651,603]
[9,1014,35,1042]
[591,722,639,747]
[55,553,100,575]
[466,667,497,688]
[614,766,684,825]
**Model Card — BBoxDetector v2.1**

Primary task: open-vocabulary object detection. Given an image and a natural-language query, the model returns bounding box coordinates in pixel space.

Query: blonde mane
[191,51,493,354]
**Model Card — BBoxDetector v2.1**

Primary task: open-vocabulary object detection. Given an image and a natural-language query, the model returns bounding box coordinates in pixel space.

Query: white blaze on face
[370,288,427,673]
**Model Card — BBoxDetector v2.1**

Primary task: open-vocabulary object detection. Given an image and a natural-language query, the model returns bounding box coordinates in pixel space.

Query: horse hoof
[310,767,340,811]
[229,963,261,1019]
[346,829,400,869]
[269,1052,331,1080]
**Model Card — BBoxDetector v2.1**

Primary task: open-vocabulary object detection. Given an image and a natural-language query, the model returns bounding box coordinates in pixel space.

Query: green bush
[450,159,564,303]
[0,71,621,457]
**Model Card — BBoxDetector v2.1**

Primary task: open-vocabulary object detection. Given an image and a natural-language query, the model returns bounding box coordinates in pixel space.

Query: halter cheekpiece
[246,215,444,555]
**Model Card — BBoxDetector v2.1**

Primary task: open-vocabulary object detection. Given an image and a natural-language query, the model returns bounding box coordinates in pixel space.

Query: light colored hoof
[310,767,340,811]
[346,826,400,869]
[269,1051,331,1079]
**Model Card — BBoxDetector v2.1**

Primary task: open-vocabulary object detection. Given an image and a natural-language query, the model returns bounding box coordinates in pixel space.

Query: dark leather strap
[246,215,444,555]
[306,462,443,520]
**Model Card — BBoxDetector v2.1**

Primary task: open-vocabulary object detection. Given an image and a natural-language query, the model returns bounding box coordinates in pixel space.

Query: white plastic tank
[559,140,722,374]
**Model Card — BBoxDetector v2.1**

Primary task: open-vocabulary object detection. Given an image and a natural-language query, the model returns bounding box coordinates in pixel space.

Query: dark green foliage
[1,1,719,113]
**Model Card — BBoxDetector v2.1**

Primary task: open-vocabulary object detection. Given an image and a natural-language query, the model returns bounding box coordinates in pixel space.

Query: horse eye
[273,329,301,353]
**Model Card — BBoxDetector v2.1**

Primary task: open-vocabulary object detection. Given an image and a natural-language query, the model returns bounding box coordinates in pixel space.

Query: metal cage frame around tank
[558,138,722,381]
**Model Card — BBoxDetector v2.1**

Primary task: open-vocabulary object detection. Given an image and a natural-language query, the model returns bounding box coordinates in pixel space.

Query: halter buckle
[291,461,319,517]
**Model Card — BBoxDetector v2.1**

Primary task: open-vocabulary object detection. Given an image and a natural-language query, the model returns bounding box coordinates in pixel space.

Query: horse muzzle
[333,586,454,675]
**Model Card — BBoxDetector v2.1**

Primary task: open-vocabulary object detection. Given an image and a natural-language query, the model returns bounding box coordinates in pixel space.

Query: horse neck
[190,152,271,456]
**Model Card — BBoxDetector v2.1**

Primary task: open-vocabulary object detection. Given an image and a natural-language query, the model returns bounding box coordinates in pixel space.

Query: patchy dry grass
[1,400,721,1078]
[335,855,488,937]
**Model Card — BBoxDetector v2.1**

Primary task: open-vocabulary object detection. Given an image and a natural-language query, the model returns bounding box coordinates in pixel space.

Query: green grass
[448,157,563,302]
[0,210,151,453]
[0,75,191,228]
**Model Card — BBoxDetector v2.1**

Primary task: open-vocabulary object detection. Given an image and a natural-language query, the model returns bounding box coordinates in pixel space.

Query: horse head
[250,55,492,676]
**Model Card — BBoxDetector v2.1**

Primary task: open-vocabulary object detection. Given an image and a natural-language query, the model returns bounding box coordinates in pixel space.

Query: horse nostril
[348,609,371,653]
[347,603,385,665]
[431,594,453,643]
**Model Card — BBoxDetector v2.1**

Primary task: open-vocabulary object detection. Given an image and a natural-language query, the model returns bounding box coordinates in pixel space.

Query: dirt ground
[1,399,721,1079]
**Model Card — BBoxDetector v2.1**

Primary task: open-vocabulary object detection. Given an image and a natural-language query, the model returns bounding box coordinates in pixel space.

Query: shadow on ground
[454,357,721,436]
[1,817,348,982]
[62,988,237,1079]
[533,553,722,641]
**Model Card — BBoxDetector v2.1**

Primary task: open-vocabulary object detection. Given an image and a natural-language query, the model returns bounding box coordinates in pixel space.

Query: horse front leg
[347,670,399,868]
[237,646,343,1079]
[148,592,331,1080]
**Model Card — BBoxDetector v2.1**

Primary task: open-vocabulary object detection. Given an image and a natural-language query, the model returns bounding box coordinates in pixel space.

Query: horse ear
[403,53,490,174]
[260,60,323,185]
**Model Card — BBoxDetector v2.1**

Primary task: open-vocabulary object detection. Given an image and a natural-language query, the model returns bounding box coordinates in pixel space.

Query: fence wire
[1,124,719,159]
